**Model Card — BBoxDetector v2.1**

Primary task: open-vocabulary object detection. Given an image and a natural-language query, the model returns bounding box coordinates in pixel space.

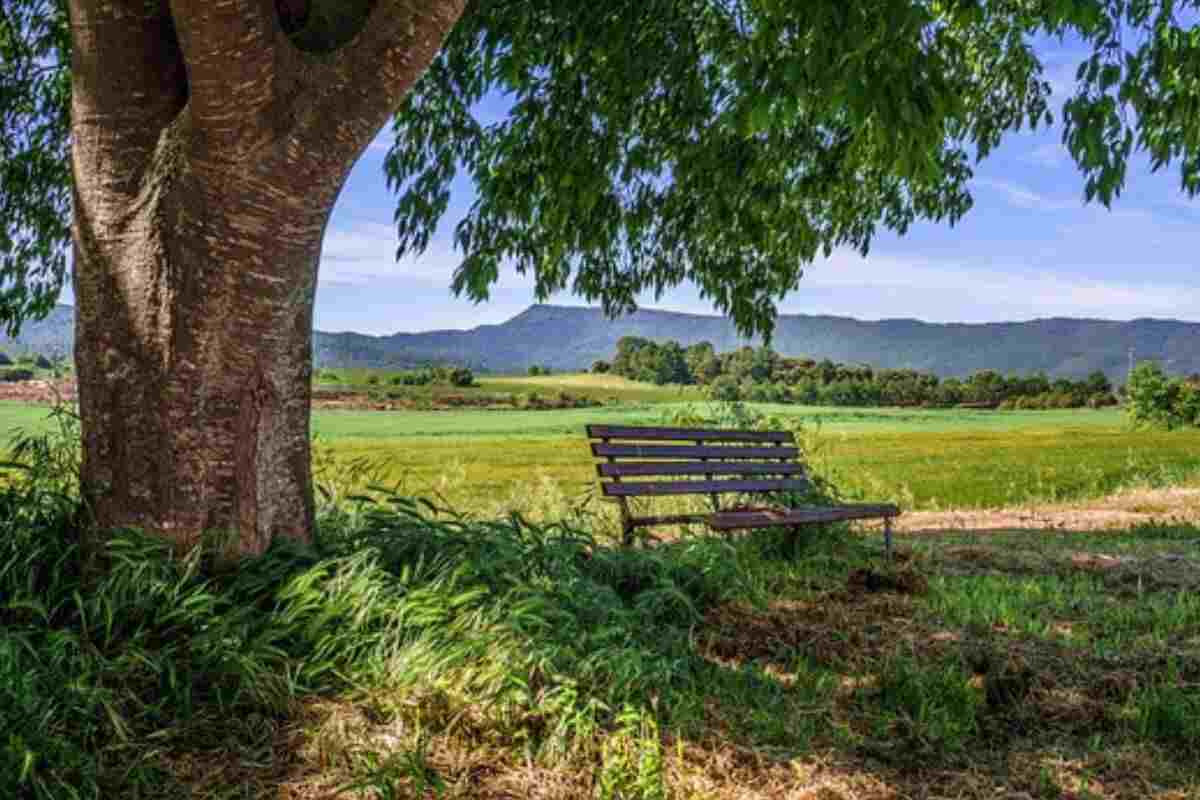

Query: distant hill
[8,303,1200,382]
[317,304,1200,382]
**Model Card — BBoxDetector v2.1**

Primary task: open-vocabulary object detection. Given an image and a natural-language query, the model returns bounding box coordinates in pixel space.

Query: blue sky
[314,43,1200,336]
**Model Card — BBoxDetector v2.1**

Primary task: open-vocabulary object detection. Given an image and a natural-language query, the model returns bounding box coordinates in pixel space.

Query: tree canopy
[4,0,1200,337]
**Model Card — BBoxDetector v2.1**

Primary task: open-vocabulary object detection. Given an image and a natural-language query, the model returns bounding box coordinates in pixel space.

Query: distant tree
[611,337,650,379]
[527,365,542,377]
[447,367,475,387]
[1084,370,1113,396]
[1126,361,1185,429]
[590,360,611,374]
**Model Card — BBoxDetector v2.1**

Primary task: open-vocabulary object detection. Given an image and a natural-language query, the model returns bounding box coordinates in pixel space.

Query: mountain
[0,305,75,359]
[8,304,1200,381]
[315,304,1200,381]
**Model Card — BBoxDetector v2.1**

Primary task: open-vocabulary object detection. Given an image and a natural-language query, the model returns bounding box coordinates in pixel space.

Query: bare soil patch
[887,487,1200,533]
[0,378,75,404]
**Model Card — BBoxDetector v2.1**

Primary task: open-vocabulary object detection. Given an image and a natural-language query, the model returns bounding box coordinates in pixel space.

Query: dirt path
[888,486,1200,533]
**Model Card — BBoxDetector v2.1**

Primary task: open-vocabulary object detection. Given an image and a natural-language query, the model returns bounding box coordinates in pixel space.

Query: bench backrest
[586,424,809,501]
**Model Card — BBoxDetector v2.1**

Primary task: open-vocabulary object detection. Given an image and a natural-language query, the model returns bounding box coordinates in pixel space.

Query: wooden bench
[587,424,900,553]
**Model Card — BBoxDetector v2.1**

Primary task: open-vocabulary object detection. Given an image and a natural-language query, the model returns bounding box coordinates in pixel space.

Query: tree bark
[69,0,465,556]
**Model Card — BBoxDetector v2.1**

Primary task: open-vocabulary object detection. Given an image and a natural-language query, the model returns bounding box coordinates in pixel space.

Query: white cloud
[789,249,1200,322]
[1023,142,1070,168]
[974,177,1075,211]
[319,221,533,290]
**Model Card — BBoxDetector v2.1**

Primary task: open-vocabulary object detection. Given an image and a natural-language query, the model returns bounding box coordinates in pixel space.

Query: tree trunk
[69,0,465,556]
[73,135,337,556]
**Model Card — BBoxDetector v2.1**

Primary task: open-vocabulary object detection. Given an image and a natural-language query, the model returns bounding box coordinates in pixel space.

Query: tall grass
[5,405,1200,798]
[1,413,773,797]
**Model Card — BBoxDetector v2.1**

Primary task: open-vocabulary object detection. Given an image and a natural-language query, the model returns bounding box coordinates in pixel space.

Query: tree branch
[293,0,467,164]
[167,0,294,156]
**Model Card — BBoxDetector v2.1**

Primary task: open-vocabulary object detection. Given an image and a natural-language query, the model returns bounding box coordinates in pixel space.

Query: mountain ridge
[7,303,1198,381]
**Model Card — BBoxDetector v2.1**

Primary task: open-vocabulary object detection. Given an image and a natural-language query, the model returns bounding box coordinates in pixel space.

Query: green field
[313,405,1200,514]
[7,383,1200,798]
[9,395,1198,516]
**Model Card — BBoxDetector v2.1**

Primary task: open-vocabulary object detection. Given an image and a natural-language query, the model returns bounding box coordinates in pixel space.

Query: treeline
[593,337,1119,409]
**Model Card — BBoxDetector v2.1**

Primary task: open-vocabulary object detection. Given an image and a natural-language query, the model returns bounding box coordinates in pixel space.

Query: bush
[0,368,35,383]
[527,365,542,376]
[447,367,475,387]
[591,359,611,374]
[34,355,52,370]
[0,352,10,366]
[1126,361,1195,429]
[706,376,741,402]
[365,374,380,385]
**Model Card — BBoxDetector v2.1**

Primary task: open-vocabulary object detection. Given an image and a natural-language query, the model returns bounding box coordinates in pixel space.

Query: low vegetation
[3,408,1199,798]
[1125,361,1200,430]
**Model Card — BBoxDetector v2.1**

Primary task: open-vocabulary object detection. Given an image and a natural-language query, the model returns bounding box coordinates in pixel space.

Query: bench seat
[586,423,901,555]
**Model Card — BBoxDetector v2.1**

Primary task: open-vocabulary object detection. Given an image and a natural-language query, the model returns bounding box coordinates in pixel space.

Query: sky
[314,42,1200,336]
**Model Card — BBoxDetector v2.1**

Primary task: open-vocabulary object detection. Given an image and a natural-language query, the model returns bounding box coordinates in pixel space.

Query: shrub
[319,371,342,383]
[0,368,35,382]
[0,352,10,366]
[447,367,475,387]
[1126,361,1195,429]
[527,365,542,376]
[34,354,52,370]
[705,376,741,402]
[591,359,611,374]
[365,374,380,385]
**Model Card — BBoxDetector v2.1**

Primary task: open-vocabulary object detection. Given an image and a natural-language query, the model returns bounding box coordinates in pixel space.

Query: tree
[6,1,1200,556]
[1126,360,1196,429]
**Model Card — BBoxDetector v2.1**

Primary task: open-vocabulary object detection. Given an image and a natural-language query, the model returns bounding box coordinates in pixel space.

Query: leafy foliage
[6,1,1200,341]
[1125,360,1200,429]
[0,0,70,334]
[388,0,1058,338]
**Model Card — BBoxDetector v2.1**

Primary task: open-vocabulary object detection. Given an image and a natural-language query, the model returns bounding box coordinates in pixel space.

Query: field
[6,373,1200,798]
[6,380,1200,515]
[312,399,1200,516]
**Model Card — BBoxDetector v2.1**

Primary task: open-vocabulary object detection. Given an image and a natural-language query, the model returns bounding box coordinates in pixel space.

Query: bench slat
[602,478,811,497]
[598,462,806,478]
[708,504,900,530]
[587,424,792,443]
[592,443,799,460]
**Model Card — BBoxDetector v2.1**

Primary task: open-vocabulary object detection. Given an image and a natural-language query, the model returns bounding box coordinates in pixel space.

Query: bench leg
[883,517,893,559]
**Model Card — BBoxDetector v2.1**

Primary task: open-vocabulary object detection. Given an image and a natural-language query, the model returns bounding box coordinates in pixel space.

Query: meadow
[5,378,1200,515]
[5,374,1200,798]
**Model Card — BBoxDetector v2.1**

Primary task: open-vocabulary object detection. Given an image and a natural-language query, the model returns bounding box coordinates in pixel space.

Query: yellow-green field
[5,386,1200,515]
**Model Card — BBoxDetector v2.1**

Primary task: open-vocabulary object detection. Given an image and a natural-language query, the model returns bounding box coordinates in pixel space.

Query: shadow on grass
[7,491,1200,799]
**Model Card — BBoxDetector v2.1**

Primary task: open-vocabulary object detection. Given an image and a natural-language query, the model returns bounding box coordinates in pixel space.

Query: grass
[313,370,703,404]
[315,414,1200,512]
[3,406,1200,798]
[5,399,1198,512]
